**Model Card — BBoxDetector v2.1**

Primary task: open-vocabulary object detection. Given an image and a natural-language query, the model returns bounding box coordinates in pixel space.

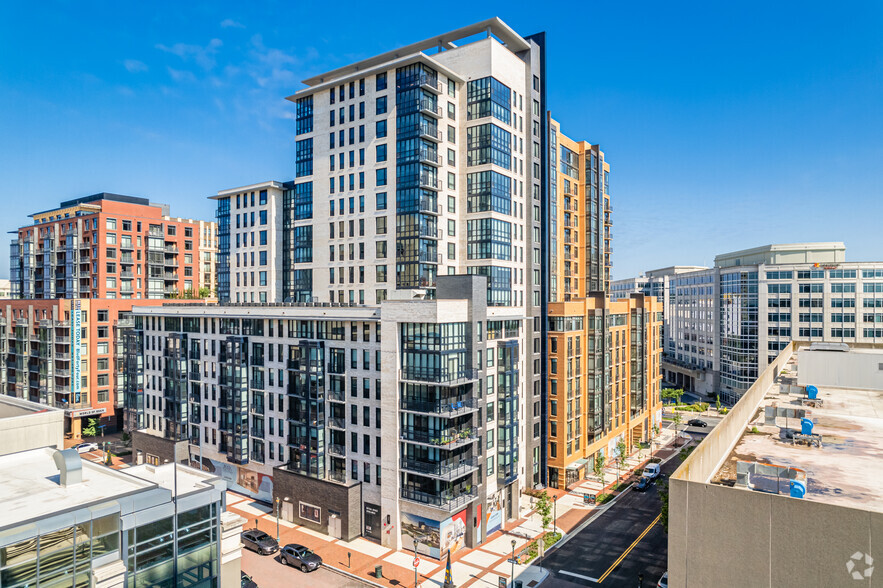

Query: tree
[615,438,628,483]
[672,412,683,445]
[198,287,212,299]
[658,480,670,533]
[715,395,722,413]
[662,388,684,406]
[535,490,553,531]
[82,418,98,438]
[593,453,606,482]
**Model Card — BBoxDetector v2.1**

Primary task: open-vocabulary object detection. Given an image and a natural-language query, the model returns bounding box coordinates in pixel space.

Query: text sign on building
[73,300,82,402]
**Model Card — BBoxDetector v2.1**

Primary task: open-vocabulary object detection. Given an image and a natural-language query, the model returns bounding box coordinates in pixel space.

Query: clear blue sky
[2,1,881,279]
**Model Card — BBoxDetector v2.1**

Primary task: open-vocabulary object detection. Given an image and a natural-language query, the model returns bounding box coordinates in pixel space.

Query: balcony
[164,259,179,268]
[328,416,346,430]
[164,245,179,253]
[416,75,442,94]
[417,173,441,191]
[120,270,134,278]
[400,397,478,418]
[327,389,345,402]
[418,149,441,167]
[400,488,477,511]
[400,457,479,481]
[328,443,346,457]
[328,470,347,484]
[399,367,479,387]
[400,425,478,449]
[415,98,442,118]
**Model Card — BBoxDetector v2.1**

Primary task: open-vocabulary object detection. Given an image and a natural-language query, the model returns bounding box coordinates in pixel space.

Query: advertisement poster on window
[400,512,441,559]
[364,503,381,541]
[193,456,273,502]
[474,504,482,544]
[439,508,467,555]
[486,492,503,536]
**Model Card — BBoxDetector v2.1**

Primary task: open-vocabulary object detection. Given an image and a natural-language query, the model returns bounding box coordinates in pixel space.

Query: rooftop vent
[52,448,83,487]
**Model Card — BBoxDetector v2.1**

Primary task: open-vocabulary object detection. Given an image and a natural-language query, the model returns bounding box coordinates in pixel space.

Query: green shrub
[595,493,613,504]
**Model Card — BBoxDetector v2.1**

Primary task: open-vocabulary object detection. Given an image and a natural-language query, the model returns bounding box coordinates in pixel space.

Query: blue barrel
[801,417,814,435]
[806,385,818,399]
[790,480,807,498]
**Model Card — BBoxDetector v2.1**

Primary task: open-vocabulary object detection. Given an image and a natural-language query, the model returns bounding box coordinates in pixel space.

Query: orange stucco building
[546,119,662,488]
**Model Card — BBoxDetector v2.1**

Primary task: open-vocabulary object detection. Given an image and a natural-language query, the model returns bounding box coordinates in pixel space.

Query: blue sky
[1,1,881,279]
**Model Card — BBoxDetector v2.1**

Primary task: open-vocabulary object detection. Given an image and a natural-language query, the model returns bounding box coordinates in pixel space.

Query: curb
[324,563,386,588]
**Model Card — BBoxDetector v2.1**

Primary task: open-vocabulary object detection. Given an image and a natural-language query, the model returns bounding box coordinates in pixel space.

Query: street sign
[413,557,420,568]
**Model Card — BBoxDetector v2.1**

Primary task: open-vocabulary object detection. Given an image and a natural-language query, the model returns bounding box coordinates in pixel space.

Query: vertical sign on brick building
[73,299,81,402]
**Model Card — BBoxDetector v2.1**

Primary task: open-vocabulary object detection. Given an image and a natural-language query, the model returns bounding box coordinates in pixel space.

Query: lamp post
[275,497,280,543]
[553,495,558,534]
[510,539,516,587]
[414,538,421,588]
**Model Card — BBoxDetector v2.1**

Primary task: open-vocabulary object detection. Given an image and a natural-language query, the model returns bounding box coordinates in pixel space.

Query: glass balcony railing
[400,487,476,511]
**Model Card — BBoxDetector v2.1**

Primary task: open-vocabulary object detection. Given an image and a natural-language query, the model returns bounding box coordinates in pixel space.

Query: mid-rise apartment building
[2,194,215,434]
[10,192,215,300]
[650,243,883,403]
[127,276,525,556]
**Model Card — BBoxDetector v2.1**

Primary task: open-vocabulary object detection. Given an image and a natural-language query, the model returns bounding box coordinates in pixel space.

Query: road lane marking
[561,570,600,583]
[597,513,661,583]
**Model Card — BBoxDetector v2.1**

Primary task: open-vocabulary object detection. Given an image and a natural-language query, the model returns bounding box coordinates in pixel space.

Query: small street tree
[715,395,722,413]
[82,418,98,438]
[593,453,606,483]
[672,411,683,445]
[535,490,553,531]
[658,480,670,532]
[615,438,628,483]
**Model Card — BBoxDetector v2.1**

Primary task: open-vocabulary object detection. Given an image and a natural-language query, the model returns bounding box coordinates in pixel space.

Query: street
[242,547,372,588]
[540,416,721,588]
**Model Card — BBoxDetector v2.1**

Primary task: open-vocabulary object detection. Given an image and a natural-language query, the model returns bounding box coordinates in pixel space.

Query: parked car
[642,463,661,479]
[74,442,99,453]
[635,477,653,492]
[280,543,323,573]
[240,572,258,588]
[657,571,669,587]
[241,530,278,555]
[687,419,708,427]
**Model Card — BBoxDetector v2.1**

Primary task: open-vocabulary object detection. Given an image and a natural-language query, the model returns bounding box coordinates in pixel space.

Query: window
[376,144,387,162]
[376,120,387,138]
[447,172,456,190]
[376,192,387,210]
[106,218,117,230]
[376,216,387,235]
[376,72,387,90]
[447,125,456,143]
[376,96,387,114]
[376,168,387,186]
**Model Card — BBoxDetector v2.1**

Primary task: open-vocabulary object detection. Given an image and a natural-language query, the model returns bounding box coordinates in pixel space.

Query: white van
[642,463,661,479]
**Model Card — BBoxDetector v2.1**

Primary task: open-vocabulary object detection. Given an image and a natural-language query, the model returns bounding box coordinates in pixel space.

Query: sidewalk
[229,431,680,588]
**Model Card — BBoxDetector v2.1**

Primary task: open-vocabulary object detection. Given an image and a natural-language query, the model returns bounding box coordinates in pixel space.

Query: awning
[566,458,589,471]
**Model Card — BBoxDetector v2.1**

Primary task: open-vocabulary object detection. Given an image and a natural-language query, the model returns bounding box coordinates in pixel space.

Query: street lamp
[274,497,281,543]
[553,495,558,534]
[511,539,516,587]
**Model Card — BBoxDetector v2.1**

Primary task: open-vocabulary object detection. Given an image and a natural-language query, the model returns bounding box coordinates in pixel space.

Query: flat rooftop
[127,463,218,496]
[711,352,883,512]
[0,448,155,528]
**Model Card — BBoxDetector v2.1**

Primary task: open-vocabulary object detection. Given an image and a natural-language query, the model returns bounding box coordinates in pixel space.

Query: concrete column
[219,511,247,587]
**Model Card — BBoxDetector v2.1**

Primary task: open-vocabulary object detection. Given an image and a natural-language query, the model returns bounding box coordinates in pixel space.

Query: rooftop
[710,349,883,512]
[714,242,846,268]
[0,448,154,528]
[127,463,221,496]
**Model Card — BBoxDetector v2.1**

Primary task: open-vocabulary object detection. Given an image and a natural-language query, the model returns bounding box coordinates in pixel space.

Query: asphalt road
[241,547,371,588]
[541,418,721,588]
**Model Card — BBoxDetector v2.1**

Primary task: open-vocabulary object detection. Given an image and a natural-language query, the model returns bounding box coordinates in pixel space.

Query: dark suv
[280,543,323,573]
[241,529,279,555]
